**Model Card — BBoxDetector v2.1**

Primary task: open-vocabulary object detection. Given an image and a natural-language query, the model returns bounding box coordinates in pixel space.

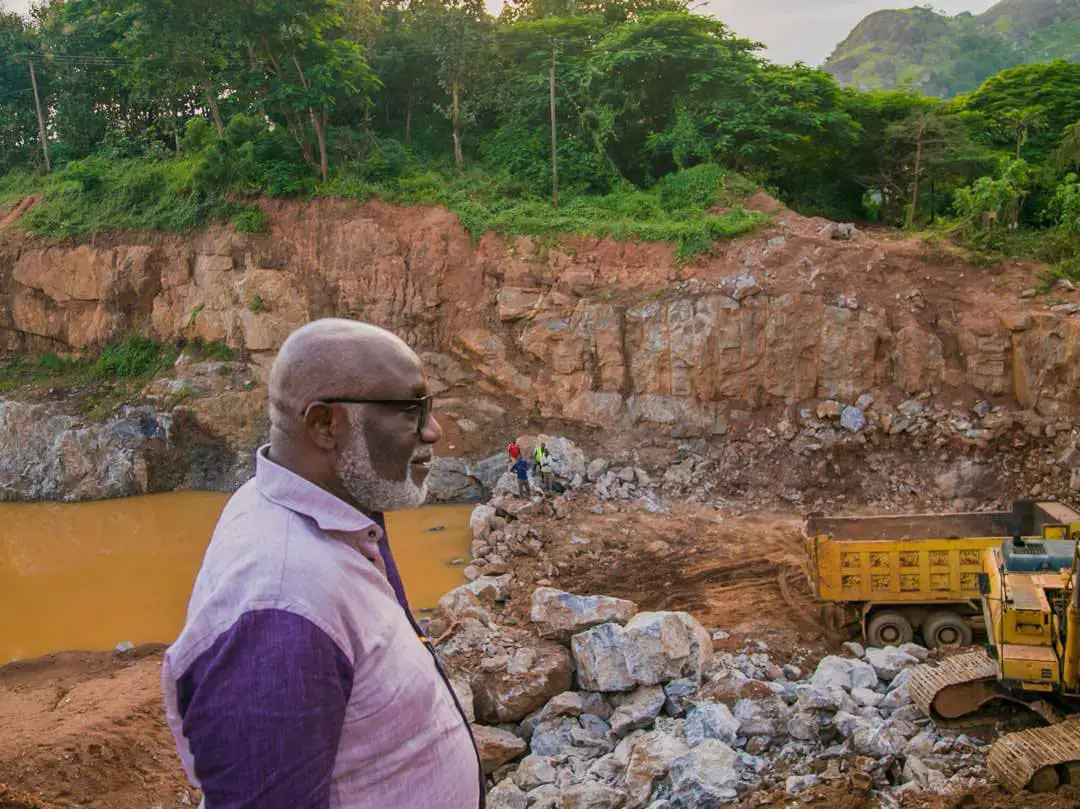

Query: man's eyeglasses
[303,395,435,435]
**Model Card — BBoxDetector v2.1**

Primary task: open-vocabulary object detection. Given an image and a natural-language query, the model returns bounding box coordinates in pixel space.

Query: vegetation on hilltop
[825,0,1080,98]
[0,0,1074,278]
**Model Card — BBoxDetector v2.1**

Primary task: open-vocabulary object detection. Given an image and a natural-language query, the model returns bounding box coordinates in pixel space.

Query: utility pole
[28,62,50,173]
[549,37,558,208]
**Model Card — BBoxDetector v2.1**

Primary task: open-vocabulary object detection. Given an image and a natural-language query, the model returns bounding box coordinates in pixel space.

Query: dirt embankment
[0,647,194,809]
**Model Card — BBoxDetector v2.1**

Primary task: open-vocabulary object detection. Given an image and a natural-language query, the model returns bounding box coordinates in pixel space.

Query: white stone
[623,730,690,809]
[487,779,527,809]
[621,611,713,686]
[668,740,743,807]
[610,686,666,736]
[851,687,883,708]
[572,623,636,692]
[842,641,865,658]
[685,702,741,747]
[865,646,919,681]
[469,504,497,540]
[513,754,557,791]
[531,587,638,640]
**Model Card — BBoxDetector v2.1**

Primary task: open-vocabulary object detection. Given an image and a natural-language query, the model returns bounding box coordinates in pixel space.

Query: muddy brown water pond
[0,493,472,662]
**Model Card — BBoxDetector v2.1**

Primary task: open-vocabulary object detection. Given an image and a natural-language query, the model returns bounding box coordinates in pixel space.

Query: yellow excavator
[909,501,1080,793]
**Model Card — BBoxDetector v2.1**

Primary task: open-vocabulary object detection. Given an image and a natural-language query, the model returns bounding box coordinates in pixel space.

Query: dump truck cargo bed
[805,502,1078,604]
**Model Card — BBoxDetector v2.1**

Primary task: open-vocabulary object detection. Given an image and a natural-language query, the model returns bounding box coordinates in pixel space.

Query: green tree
[415,0,493,173]
[960,61,1080,164]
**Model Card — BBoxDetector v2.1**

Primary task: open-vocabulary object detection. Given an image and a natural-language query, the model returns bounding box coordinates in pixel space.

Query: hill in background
[824,0,1080,97]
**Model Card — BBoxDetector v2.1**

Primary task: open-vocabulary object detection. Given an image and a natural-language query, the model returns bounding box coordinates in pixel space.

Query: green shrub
[233,205,271,234]
[86,335,173,379]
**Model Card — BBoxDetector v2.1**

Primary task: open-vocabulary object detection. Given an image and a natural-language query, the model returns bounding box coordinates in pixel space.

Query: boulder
[668,739,742,807]
[573,623,636,692]
[562,782,627,809]
[531,587,638,640]
[865,647,919,681]
[528,691,614,731]
[437,586,494,627]
[610,686,666,736]
[663,678,699,717]
[851,723,905,759]
[513,754,558,791]
[466,575,512,604]
[621,612,713,686]
[473,725,528,773]
[685,702,740,747]
[903,756,947,789]
[848,660,879,691]
[470,504,497,540]
[787,711,820,741]
[587,458,610,481]
[898,643,929,662]
[526,785,565,809]
[810,656,853,690]
[840,406,866,432]
[734,695,791,738]
[851,687,883,708]
[623,730,690,809]
[473,642,574,723]
[449,675,476,723]
[488,780,528,809]
[842,641,865,658]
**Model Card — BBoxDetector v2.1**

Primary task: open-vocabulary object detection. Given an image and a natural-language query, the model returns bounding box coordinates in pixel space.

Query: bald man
[162,320,484,809]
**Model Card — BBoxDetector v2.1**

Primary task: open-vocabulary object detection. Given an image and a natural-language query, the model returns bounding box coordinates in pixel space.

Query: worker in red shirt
[507,439,521,462]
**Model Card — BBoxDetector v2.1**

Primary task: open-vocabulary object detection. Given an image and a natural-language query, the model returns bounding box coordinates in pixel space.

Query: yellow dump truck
[805,501,1080,648]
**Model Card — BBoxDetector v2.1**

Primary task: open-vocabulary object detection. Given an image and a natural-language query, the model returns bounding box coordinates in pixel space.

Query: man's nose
[420,413,442,444]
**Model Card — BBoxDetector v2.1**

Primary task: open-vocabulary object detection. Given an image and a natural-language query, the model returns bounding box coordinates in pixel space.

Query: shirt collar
[254,445,385,544]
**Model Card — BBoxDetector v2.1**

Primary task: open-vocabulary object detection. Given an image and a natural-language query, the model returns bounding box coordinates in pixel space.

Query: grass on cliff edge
[0,335,235,419]
[0,157,767,261]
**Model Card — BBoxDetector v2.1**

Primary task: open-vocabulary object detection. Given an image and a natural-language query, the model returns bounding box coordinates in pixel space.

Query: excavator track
[909,649,1000,719]
[988,719,1080,793]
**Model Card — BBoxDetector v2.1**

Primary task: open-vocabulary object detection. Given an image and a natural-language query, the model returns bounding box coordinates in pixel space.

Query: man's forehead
[342,348,426,396]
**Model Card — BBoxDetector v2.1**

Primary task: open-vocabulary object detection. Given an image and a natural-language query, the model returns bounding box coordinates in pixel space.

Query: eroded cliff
[1,196,1078,502]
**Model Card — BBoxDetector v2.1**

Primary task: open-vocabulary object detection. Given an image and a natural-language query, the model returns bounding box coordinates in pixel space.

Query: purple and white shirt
[163,447,484,809]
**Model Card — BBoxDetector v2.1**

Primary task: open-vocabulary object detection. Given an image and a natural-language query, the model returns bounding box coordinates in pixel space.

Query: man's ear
[304,403,341,450]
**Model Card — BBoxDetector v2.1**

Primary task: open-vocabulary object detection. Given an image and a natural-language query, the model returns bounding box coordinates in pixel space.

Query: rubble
[443,562,988,809]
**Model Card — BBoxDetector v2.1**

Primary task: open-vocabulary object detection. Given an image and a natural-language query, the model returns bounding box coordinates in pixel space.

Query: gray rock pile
[433,582,990,808]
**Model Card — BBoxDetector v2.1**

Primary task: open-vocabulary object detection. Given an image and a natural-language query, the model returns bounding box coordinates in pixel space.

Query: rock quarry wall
[1,196,1078,501]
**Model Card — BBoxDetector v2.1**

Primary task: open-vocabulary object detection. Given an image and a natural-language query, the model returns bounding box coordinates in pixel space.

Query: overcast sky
[2,0,1000,67]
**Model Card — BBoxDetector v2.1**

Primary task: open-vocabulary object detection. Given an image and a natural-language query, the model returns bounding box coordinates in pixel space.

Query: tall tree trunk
[313,106,329,184]
[1016,127,1022,159]
[906,130,924,229]
[203,76,224,138]
[29,62,50,173]
[405,93,413,146]
[451,80,463,174]
[549,38,558,208]
[292,55,328,182]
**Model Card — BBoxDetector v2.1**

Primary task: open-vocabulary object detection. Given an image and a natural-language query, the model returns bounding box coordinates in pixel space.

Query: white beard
[334,410,427,513]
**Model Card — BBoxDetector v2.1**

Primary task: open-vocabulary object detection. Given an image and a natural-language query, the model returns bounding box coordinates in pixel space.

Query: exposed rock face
[2,198,1077,442]
[2,198,1078,502]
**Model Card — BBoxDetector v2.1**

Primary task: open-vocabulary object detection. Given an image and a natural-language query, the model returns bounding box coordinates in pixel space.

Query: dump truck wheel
[867,611,914,647]
[923,611,973,650]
